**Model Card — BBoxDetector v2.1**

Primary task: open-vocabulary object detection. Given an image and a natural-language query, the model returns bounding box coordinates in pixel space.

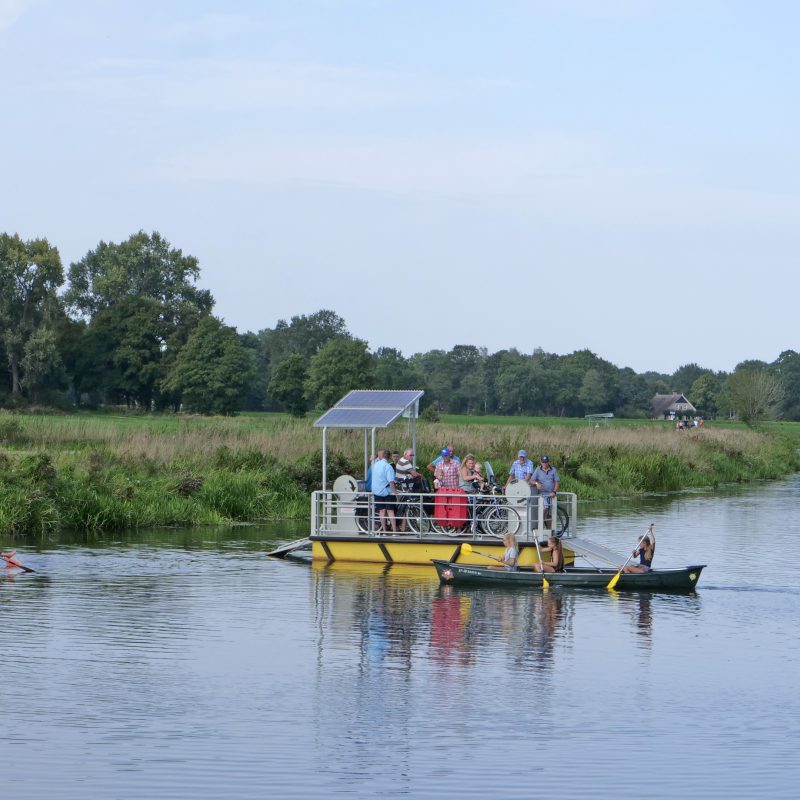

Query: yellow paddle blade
[606,569,622,590]
[461,542,473,554]
[542,575,550,590]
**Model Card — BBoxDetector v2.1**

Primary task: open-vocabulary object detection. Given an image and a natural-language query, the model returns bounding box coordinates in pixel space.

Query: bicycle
[536,493,570,538]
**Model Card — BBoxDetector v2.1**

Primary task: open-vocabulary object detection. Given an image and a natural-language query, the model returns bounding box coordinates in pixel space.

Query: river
[2,476,799,799]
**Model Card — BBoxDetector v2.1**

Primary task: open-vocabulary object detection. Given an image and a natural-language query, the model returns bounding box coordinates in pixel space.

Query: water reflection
[308,561,700,680]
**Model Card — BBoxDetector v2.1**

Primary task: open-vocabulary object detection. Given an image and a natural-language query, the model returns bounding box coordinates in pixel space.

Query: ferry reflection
[310,561,573,673]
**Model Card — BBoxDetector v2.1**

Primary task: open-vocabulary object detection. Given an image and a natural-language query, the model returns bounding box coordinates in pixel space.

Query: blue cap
[518,450,527,457]
[541,455,549,462]
[441,448,450,456]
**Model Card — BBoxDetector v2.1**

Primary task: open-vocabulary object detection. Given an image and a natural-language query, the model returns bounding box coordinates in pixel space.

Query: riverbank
[1,411,799,536]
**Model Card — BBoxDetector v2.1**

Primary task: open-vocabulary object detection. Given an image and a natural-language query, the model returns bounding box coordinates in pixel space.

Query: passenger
[531,455,560,524]
[459,454,486,493]
[427,445,460,475]
[371,449,398,533]
[533,536,564,573]
[505,449,535,489]
[395,448,422,533]
[623,529,656,573]
[433,448,460,490]
[395,448,421,492]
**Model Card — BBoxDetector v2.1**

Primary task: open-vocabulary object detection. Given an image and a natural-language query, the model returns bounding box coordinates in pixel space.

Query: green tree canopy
[0,233,64,397]
[727,368,785,425]
[305,338,375,409]
[163,316,253,415]
[65,231,214,407]
[269,354,309,417]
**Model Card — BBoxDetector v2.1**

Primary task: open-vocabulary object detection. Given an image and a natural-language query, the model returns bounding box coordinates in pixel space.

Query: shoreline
[2,411,798,537]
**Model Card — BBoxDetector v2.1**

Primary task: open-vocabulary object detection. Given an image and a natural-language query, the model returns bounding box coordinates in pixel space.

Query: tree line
[1,230,797,422]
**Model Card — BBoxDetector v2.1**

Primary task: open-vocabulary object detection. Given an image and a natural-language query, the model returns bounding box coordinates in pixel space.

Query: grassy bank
[1,410,799,537]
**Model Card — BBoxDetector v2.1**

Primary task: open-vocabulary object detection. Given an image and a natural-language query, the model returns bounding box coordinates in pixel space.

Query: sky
[1,0,798,375]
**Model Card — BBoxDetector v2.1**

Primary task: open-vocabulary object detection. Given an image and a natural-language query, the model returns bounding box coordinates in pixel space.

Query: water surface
[2,479,799,798]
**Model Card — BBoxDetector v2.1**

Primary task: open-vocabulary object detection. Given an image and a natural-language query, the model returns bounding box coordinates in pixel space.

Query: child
[533,536,564,573]
[500,532,518,572]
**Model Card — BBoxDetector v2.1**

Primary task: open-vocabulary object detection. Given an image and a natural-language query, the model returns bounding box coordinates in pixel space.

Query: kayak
[432,559,705,592]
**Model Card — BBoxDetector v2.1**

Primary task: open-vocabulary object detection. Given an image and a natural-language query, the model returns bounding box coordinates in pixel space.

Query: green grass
[1,409,799,537]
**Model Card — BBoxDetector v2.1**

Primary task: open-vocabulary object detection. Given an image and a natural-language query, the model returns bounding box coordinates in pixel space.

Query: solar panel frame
[314,389,424,428]
[313,407,405,428]
[334,390,423,410]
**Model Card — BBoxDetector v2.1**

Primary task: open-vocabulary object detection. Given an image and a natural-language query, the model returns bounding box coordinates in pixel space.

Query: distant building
[651,393,696,420]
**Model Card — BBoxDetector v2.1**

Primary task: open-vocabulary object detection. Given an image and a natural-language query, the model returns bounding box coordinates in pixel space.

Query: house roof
[651,393,697,415]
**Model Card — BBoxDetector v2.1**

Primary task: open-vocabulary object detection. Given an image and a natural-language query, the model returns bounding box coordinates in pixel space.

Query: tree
[671,363,709,394]
[65,231,214,407]
[305,338,375,409]
[727,368,785,425]
[772,350,800,421]
[269,354,308,417]
[0,233,63,397]
[372,347,418,390]
[578,368,611,414]
[163,316,253,414]
[20,327,65,402]
[689,372,722,418]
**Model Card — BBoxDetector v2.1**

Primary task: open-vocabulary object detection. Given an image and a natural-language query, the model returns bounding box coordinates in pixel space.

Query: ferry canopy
[313,389,424,488]
[313,390,423,429]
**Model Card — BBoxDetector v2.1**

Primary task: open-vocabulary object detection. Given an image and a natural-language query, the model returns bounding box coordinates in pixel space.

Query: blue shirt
[531,465,559,494]
[509,459,534,480]
[371,459,396,497]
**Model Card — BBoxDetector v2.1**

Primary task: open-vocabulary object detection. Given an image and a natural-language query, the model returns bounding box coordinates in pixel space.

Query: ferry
[267,390,604,568]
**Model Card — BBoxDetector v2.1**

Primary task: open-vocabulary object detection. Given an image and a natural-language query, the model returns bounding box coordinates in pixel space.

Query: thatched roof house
[651,393,696,419]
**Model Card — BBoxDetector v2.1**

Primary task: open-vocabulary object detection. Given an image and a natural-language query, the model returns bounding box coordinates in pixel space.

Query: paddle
[532,537,550,590]
[606,525,653,590]
[460,542,502,562]
[2,551,35,573]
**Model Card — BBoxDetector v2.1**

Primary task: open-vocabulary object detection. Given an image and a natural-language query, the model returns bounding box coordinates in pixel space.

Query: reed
[0,410,798,536]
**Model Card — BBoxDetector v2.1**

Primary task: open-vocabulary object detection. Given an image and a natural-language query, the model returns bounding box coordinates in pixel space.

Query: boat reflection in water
[308,560,700,672]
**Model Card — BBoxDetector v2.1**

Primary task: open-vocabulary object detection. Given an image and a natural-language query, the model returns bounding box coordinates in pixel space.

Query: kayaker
[623,529,656,573]
[501,532,519,571]
[489,533,519,571]
[533,536,564,573]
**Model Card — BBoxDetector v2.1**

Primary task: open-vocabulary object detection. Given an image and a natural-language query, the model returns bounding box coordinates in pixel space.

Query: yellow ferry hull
[311,536,573,567]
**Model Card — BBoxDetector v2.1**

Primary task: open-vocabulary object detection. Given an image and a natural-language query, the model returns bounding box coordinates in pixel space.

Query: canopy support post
[322,427,328,490]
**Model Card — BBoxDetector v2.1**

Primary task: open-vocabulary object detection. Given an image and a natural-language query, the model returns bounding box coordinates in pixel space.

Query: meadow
[1,410,798,537]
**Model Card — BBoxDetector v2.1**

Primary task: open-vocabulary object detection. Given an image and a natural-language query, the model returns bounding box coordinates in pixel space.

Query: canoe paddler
[2,550,34,572]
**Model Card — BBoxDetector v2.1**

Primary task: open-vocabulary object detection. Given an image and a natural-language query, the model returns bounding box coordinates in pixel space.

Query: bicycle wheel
[356,511,371,533]
[401,498,432,533]
[481,504,521,537]
[554,505,570,538]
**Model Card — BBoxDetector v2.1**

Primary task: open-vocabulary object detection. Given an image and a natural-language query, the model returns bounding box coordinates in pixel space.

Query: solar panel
[313,407,405,428]
[314,389,424,428]
[335,390,423,409]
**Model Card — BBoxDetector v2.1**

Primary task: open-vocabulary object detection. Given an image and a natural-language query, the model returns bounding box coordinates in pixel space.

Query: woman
[489,532,519,571]
[533,536,564,573]
[459,454,486,493]
[623,529,656,573]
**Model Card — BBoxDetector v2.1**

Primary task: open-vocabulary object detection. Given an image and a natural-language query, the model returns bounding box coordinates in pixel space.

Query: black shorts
[375,494,397,513]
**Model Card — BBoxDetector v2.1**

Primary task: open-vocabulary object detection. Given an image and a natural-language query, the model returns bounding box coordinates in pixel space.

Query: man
[395,448,421,491]
[505,449,534,489]
[433,448,460,490]
[371,449,398,533]
[395,448,422,532]
[427,445,460,474]
[531,455,560,523]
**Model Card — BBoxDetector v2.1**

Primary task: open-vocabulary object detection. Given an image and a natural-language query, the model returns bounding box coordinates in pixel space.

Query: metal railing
[311,489,577,541]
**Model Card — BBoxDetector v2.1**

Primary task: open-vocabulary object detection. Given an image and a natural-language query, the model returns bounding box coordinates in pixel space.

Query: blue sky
[1,0,798,373]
